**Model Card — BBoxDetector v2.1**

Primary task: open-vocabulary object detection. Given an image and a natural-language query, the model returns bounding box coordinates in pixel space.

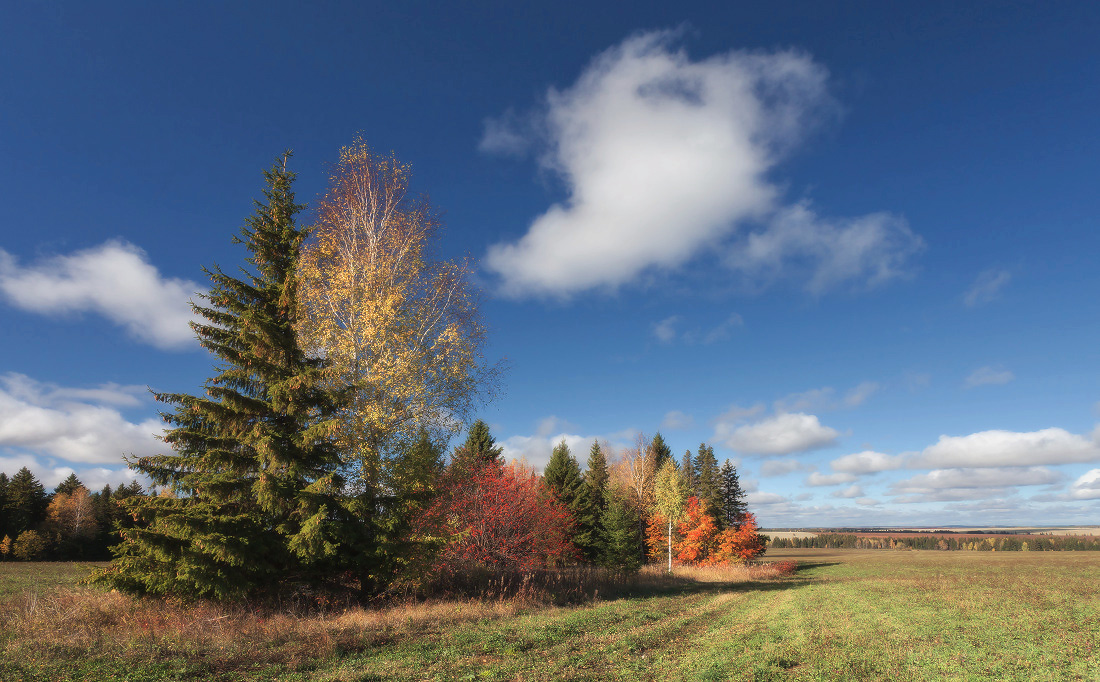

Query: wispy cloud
[661,410,695,430]
[0,240,201,349]
[964,366,1014,388]
[482,30,920,298]
[964,269,1011,307]
[652,313,743,345]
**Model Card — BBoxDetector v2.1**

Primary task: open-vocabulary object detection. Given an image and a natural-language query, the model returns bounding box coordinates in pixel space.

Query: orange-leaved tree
[674,496,719,565]
[710,512,766,564]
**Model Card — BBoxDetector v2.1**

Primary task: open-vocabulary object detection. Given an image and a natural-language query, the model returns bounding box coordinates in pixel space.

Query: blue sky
[2,1,1098,526]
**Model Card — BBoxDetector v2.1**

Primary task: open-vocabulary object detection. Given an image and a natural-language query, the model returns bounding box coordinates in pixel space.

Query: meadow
[1,550,1098,681]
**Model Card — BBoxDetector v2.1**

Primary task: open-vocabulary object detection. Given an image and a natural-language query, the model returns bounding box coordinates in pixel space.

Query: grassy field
[2,551,1098,680]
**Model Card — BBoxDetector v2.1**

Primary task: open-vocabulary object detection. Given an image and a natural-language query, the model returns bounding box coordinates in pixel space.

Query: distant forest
[770,532,1100,551]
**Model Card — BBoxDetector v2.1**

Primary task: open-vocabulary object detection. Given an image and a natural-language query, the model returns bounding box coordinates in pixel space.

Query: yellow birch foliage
[296,138,496,485]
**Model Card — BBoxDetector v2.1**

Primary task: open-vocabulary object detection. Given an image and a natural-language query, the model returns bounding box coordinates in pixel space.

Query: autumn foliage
[419,461,576,574]
[673,496,765,566]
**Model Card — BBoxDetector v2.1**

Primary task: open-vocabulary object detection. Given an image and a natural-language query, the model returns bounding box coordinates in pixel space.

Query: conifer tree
[4,468,48,540]
[680,450,696,496]
[543,439,584,511]
[641,432,672,507]
[584,441,609,511]
[720,459,748,528]
[601,492,642,572]
[452,419,504,471]
[695,443,723,525]
[55,473,84,496]
[571,441,609,563]
[96,153,343,600]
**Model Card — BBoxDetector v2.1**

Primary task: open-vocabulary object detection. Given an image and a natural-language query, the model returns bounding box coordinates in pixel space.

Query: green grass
[2,551,1099,680]
[0,561,103,597]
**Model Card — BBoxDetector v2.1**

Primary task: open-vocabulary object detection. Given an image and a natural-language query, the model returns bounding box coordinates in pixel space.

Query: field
[2,551,1099,680]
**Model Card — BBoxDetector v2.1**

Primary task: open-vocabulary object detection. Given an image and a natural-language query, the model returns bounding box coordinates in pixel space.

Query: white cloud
[759,458,806,477]
[807,471,858,486]
[854,497,881,506]
[499,422,633,473]
[483,30,919,298]
[746,491,789,506]
[964,269,1011,307]
[830,450,905,474]
[661,410,695,430]
[1068,469,1100,500]
[0,373,163,467]
[0,241,201,349]
[535,415,578,438]
[716,412,839,455]
[911,427,1100,469]
[964,366,1014,388]
[891,467,1062,494]
[833,484,864,499]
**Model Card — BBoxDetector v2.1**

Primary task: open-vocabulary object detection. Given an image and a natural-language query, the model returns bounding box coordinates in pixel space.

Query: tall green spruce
[694,443,723,525]
[97,153,343,600]
[543,440,585,559]
[3,467,48,541]
[720,459,748,528]
[573,441,609,563]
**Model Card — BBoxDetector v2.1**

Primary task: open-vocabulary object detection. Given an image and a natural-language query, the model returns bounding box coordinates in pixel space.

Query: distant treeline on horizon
[770,532,1100,552]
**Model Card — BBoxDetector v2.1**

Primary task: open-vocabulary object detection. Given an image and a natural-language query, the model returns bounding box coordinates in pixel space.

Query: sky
[2,1,1098,527]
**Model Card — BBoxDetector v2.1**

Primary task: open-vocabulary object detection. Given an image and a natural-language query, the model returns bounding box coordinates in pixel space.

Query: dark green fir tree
[601,493,642,572]
[3,467,49,540]
[96,153,343,600]
[54,473,84,496]
[695,443,723,524]
[543,439,585,560]
[720,459,748,528]
[451,419,504,471]
[680,450,696,496]
[572,441,610,563]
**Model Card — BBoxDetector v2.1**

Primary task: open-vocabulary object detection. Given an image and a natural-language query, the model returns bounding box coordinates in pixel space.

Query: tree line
[5,143,763,601]
[770,533,1100,551]
[0,467,150,561]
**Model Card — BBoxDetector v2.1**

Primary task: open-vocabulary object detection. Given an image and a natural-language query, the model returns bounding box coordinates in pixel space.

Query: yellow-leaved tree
[295,137,498,595]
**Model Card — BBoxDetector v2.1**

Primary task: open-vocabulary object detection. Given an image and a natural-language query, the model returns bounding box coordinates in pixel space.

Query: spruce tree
[602,493,642,572]
[452,419,503,471]
[543,439,586,558]
[55,473,84,496]
[571,441,609,564]
[97,153,343,600]
[584,441,609,513]
[720,459,748,528]
[680,450,696,496]
[543,439,584,509]
[4,467,48,539]
[695,443,723,524]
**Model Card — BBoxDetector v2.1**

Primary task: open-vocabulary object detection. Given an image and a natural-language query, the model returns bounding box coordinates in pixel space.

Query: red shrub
[419,462,576,573]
